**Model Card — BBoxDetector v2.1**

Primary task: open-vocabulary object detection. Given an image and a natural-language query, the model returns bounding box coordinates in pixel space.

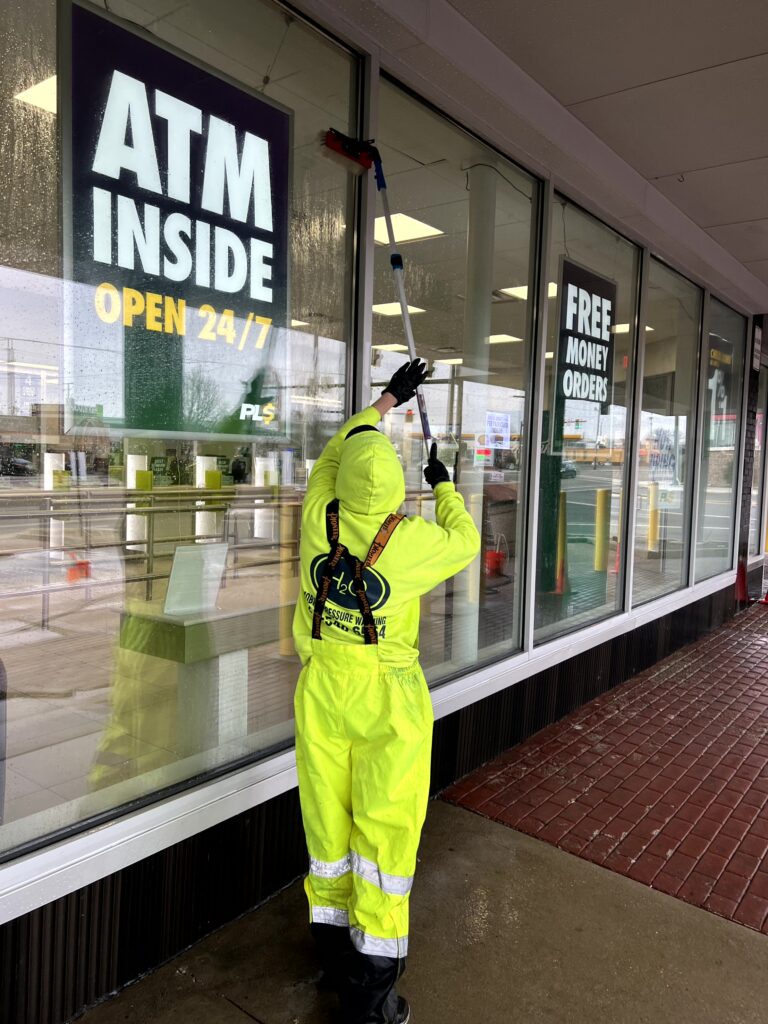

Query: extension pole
[372,156,433,457]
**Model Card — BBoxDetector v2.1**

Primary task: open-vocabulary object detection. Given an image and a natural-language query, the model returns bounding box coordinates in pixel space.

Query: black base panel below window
[0,583,737,1024]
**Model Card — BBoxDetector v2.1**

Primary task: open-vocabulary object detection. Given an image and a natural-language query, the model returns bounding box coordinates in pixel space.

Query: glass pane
[0,0,357,855]
[371,81,538,679]
[632,260,701,604]
[695,299,746,581]
[534,198,640,643]
[748,366,768,556]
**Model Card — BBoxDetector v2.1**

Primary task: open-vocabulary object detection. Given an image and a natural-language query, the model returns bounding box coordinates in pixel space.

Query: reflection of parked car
[3,456,35,476]
[560,459,577,479]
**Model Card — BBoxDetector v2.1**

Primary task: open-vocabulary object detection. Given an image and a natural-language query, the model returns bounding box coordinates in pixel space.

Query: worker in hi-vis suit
[293,359,481,1024]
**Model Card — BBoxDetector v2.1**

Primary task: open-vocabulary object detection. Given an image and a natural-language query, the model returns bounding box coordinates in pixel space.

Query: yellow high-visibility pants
[294,640,433,959]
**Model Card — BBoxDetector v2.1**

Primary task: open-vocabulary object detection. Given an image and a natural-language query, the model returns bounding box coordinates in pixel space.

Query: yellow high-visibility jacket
[292,407,480,666]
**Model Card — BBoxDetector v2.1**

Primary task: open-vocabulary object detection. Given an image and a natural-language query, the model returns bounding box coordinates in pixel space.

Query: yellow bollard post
[610,491,622,575]
[648,482,659,554]
[279,499,301,656]
[554,490,569,595]
[594,488,610,571]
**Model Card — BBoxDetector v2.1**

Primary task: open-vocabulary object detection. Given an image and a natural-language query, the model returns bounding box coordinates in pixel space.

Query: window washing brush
[321,127,433,456]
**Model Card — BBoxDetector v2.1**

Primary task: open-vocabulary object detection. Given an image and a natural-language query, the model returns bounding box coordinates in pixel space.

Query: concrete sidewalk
[445,604,768,935]
[78,800,768,1024]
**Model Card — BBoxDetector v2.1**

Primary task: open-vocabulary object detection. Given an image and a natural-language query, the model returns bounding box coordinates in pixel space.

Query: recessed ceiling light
[14,75,57,114]
[498,285,528,300]
[545,352,554,360]
[372,343,409,351]
[497,283,557,300]
[435,358,463,365]
[372,303,425,316]
[611,324,655,334]
[291,318,309,327]
[488,334,523,344]
[374,213,443,245]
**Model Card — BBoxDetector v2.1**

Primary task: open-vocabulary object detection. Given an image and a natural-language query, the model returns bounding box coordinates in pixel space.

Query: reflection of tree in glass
[651,426,673,451]
[294,371,343,462]
[182,366,225,431]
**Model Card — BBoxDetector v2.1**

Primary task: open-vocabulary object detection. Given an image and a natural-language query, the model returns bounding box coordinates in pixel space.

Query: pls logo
[310,554,390,612]
[240,401,275,424]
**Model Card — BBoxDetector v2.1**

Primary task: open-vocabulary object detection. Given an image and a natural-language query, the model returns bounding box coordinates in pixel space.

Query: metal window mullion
[522,179,555,653]
[732,315,753,570]
[622,248,650,612]
[350,53,379,414]
[689,290,711,585]
[759,359,768,557]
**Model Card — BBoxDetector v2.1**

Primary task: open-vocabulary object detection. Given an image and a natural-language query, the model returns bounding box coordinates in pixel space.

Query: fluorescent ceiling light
[374,214,443,245]
[498,283,557,301]
[488,334,523,344]
[372,343,409,351]
[372,303,425,316]
[292,395,342,407]
[3,361,57,371]
[612,324,655,334]
[435,358,463,365]
[545,352,554,360]
[14,75,57,114]
[290,319,309,327]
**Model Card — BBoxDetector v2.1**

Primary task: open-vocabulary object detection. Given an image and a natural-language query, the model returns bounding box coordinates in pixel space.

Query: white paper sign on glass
[163,542,228,617]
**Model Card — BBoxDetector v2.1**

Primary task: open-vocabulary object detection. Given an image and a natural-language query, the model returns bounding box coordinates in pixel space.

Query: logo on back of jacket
[309,554,391,611]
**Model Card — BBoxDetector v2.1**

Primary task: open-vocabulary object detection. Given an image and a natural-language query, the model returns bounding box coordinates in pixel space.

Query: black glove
[423,442,451,489]
[382,359,428,406]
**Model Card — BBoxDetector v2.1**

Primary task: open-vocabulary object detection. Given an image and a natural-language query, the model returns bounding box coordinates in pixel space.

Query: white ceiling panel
[568,54,768,180]
[653,159,768,228]
[446,0,768,105]
[102,0,768,308]
[707,220,768,263]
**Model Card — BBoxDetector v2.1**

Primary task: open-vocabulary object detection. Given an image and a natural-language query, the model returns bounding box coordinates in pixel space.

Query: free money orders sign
[556,259,616,410]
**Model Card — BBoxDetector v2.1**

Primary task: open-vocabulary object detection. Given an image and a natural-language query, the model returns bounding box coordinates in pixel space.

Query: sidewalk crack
[221,994,268,1023]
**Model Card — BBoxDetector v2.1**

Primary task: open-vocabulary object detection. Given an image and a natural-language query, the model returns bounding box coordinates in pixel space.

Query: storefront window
[371,80,539,677]
[695,298,746,582]
[748,366,768,556]
[632,260,701,604]
[0,0,358,855]
[534,198,640,642]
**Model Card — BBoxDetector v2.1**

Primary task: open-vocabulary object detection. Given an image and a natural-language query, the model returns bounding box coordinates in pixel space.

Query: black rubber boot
[310,922,356,992]
[338,950,407,1024]
[390,995,410,1023]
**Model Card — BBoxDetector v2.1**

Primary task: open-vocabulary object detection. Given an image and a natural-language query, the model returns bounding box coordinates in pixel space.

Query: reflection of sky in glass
[0,266,63,414]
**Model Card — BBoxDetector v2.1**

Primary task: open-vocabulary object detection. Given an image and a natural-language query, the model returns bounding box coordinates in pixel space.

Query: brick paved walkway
[443,604,768,934]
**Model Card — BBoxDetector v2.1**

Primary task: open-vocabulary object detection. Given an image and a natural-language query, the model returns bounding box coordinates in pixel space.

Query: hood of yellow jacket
[336,430,406,516]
